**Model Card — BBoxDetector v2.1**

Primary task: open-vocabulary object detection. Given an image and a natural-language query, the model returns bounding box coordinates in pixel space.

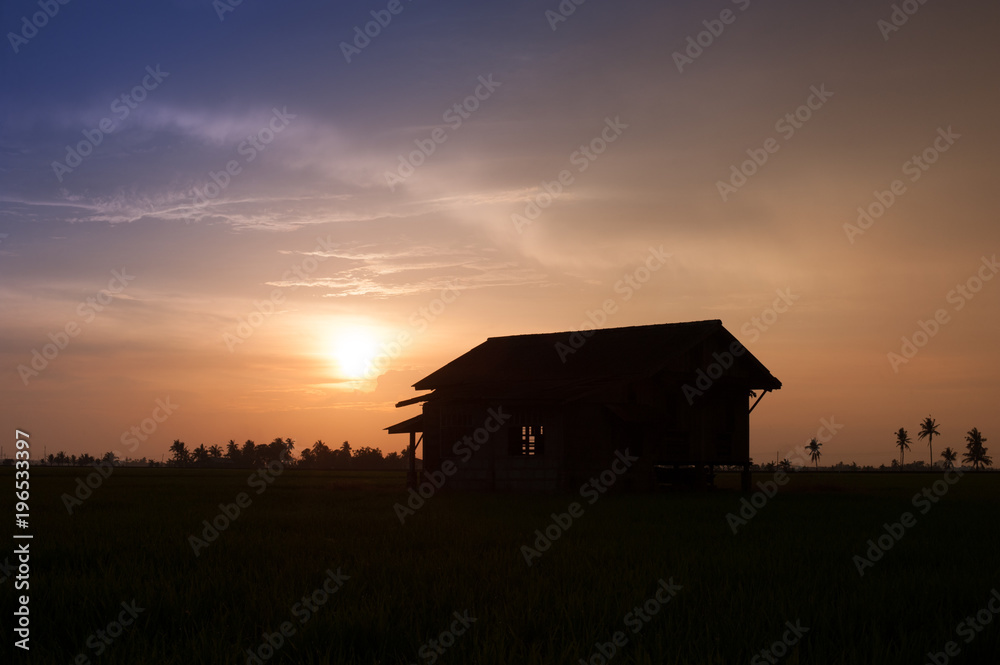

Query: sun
[331,329,379,380]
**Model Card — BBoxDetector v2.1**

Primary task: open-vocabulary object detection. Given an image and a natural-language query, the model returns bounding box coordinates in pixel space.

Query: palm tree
[208,445,223,459]
[241,440,257,467]
[940,446,958,470]
[895,428,911,466]
[192,444,209,465]
[963,428,992,470]
[337,441,353,469]
[917,416,940,466]
[312,440,333,468]
[806,438,822,469]
[169,439,189,466]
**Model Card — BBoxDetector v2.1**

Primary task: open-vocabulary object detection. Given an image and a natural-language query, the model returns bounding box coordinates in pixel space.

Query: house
[386,320,781,492]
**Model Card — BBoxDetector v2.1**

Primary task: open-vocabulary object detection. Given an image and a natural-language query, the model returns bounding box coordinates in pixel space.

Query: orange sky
[1,0,998,466]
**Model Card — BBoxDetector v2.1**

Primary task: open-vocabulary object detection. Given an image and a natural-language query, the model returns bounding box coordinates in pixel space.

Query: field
[3,468,999,664]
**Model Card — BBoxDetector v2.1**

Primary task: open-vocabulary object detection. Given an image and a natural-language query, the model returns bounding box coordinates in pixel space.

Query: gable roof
[410,320,781,395]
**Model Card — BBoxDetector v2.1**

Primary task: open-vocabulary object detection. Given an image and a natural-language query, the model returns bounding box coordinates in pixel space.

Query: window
[509,424,544,456]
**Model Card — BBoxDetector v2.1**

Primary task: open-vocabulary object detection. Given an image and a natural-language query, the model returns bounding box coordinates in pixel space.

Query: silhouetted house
[387,320,781,492]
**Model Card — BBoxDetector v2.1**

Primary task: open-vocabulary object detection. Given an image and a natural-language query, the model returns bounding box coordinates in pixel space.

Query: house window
[509,424,544,456]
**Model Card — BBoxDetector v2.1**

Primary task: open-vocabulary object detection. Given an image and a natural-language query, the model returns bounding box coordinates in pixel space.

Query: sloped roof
[385,414,424,434]
[411,320,781,393]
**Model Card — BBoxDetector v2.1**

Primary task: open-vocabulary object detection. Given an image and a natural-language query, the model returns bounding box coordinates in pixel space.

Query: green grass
[3,468,999,664]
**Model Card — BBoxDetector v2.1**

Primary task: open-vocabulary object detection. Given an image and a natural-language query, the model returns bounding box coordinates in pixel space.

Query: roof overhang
[395,392,434,408]
[385,414,424,434]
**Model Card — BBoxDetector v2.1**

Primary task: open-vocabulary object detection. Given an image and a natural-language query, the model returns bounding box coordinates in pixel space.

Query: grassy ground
[2,468,999,664]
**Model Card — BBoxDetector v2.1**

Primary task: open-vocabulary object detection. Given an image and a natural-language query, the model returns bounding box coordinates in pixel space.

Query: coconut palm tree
[895,428,911,466]
[917,416,940,466]
[806,438,822,469]
[169,439,189,466]
[962,428,992,470]
[940,446,957,470]
[241,440,257,466]
[208,445,223,459]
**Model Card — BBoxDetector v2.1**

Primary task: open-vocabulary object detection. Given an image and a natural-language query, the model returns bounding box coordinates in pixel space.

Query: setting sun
[331,328,379,380]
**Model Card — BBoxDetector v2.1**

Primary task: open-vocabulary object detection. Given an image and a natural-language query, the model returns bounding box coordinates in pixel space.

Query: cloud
[269,241,552,297]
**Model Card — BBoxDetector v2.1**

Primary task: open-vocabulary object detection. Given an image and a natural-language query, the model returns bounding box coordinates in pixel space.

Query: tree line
[167,437,408,470]
[760,416,992,472]
[15,416,993,472]
[894,417,991,470]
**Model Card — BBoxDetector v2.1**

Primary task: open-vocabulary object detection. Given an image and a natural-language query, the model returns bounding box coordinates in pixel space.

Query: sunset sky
[2,0,997,466]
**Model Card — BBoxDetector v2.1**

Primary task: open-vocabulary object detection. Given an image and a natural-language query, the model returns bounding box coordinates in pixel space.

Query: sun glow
[331,328,379,380]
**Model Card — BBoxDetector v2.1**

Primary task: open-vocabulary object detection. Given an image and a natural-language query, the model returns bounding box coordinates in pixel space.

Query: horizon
[3,0,999,470]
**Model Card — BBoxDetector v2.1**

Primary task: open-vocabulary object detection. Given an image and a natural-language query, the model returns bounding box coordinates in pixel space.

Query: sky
[1,0,998,466]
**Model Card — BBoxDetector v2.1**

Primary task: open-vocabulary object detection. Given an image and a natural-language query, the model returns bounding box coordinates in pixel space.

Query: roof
[409,320,781,397]
[385,414,424,434]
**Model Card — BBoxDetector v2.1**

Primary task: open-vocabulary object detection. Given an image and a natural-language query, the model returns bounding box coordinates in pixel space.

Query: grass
[2,468,999,664]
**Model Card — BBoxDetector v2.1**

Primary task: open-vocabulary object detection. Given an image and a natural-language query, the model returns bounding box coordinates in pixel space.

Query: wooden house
[387,320,781,492]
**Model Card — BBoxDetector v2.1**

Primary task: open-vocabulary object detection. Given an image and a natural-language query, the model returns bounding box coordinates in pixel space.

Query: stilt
[407,431,416,490]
